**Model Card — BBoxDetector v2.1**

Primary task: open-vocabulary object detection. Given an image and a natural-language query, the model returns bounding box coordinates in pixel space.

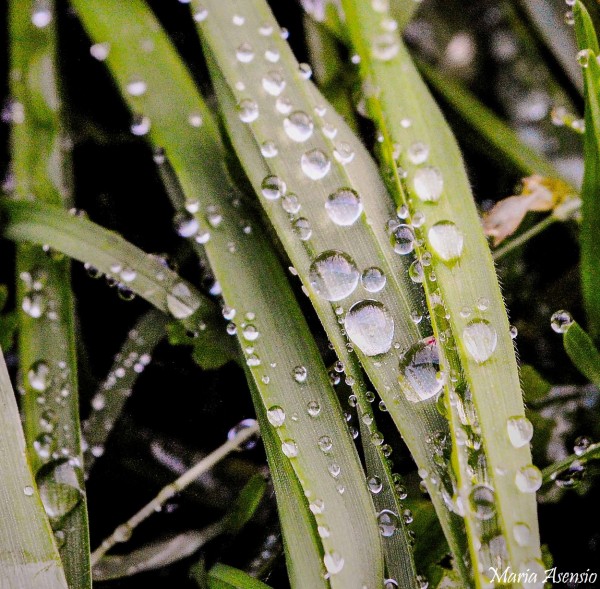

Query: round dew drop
[506,416,534,448]
[462,319,497,363]
[301,149,331,180]
[344,300,394,356]
[367,475,383,494]
[398,338,443,403]
[361,267,386,292]
[407,141,430,164]
[173,211,199,238]
[309,250,360,301]
[261,175,286,200]
[469,484,496,520]
[28,360,50,392]
[36,459,82,521]
[377,509,399,537]
[267,406,285,427]
[333,142,355,164]
[126,78,147,96]
[281,439,298,458]
[323,552,345,575]
[428,221,464,262]
[283,111,313,142]
[235,42,254,63]
[550,309,573,333]
[262,70,286,96]
[325,188,363,226]
[293,217,312,240]
[238,99,259,123]
[392,224,416,255]
[515,464,542,493]
[282,194,300,214]
[371,33,400,61]
[261,141,278,158]
[413,166,443,202]
[293,365,308,382]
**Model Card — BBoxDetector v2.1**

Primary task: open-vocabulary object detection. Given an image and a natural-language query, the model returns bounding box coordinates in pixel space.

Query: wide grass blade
[68,1,386,586]
[8,1,90,585]
[574,0,600,342]
[339,0,542,582]
[0,346,69,588]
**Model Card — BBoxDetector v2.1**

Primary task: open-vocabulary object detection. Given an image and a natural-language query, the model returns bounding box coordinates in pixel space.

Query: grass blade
[574,0,600,342]
[68,1,386,586]
[8,1,90,584]
[207,563,272,589]
[563,321,600,386]
[0,347,69,588]
[339,0,542,583]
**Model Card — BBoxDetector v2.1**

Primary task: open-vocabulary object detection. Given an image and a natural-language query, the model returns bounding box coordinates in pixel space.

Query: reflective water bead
[242,324,259,341]
[377,509,399,537]
[265,46,280,63]
[325,188,363,226]
[301,149,331,180]
[32,4,52,28]
[409,260,424,283]
[188,113,202,127]
[574,435,592,456]
[238,99,259,123]
[126,78,147,97]
[24,486,34,496]
[469,484,496,520]
[293,217,312,240]
[28,360,50,392]
[328,463,341,478]
[262,70,286,96]
[577,48,592,67]
[236,42,254,63]
[515,465,542,493]
[361,267,386,292]
[307,400,321,416]
[293,365,308,382]
[398,338,443,402]
[298,63,312,79]
[510,325,518,339]
[232,14,245,25]
[506,416,534,448]
[261,175,286,200]
[550,309,573,333]
[36,459,82,520]
[309,250,360,301]
[367,475,383,493]
[260,141,278,158]
[333,142,355,164]
[22,293,46,319]
[345,300,394,356]
[413,166,443,202]
[372,34,400,61]
[266,405,285,427]
[173,211,199,238]
[462,320,497,363]
[392,224,416,255]
[281,439,298,457]
[407,141,430,164]
[131,115,150,136]
[428,221,464,262]
[281,193,301,214]
[90,42,110,61]
[318,435,333,452]
[323,552,344,575]
[283,111,314,142]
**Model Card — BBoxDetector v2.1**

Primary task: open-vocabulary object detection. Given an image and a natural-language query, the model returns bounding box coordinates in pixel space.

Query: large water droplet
[392,224,416,254]
[28,360,50,392]
[398,338,443,403]
[166,282,200,319]
[36,459,82,523]
[283,111,313,142]
[413,166,443,202]
[463,320,497,363]
[345,300,394,356]
[361,267,386,292]
[377,509,399,537]
[506,416,533,448]
[515,465,542,493]
[428,221,464,262]
[301,149,331,180]
[325,188,363,226]
[469,484,496,520]
[318,435,333,452]
[309,251,360,301]
[267,406,285,427]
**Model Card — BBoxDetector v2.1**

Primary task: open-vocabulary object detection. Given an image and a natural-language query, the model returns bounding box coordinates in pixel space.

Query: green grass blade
[83,309,167,472]
[0,347,69,588]
[574,0,600,342]
[1,199,234,361]
[207,563,273,589]
[563,321,600,386]
[68,1,386,586]
[340,0,542,582]
[9,1,90,584]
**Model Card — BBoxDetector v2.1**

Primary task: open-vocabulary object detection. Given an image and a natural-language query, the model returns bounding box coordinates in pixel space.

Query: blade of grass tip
[0,347,69,588]
[195,0,469,583]
[83,309,168,473]
[90,421,259,565]
[69,1,389,587]
[207,563,273,589]
[340,0,542,583]
[518,0,583,94]
[562,321,600,386]
[0,199,235,362]
[9,1,90,585]
[574,1,600,343]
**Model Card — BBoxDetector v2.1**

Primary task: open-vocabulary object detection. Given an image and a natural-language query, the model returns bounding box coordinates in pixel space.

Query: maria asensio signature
[489,567,598,585]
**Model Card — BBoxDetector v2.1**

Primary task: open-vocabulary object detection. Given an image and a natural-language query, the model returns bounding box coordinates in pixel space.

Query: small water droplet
[409,260,424,283]
[413,166,443,202]
[283,111,313,142]
[261,175,286,200]
[577,48,592,67]
[550,309,573,333]
[90,42,110,61]
[24,486,34,496]
[407,141,430,164]
[367,475,382,494]
[333,142,355,164]
[293,217,312,240]
[126,78,147,96]
[267,406,286,427]
[515,465,542,493]
[318,435,333,452]
[242,324,260,341]
[262,70,286,96]
[173,211,199,238]
[328,463,341,478]
[193,7,208,21]
[574,435,592,456]
[372,33,399,61]
[28,360,50,392]
[22,293,46,318]
[301,149,331,180]
[325,188,363,226]
[298,63,312,79]
[392,224,416,254]
[307,400,321,416]
[463,320,497,363]
[428,221,464,262]
[281,439,298,457]
[293,366,308,382]
[506,416,534,448]
[309,250,360,301]
[261,141,278,158]
[238,99,259,123]
[236,42,255,63]
[361,267,386,292]
[345,300,394,356]
[131,115,151,136]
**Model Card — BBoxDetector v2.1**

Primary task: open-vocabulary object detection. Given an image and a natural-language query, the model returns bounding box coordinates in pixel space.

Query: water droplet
[577,48,592,67]
[323,552,345,575]
[22,293,46,318]
[242,324,260,341]
[24,486,34,496]
[333,142,355,164]
[281,193,300,214]
[232,14,245,26]
[510,325,518,339]
[513,522,531,546]
[409,260,424,283]
[325,188,363,226]
[318,525,330,538]
[262,70,286,96]
[267,406,285,427]
[550,309,573,333]
[261,141,278,158]
[126,78,147,96]
[361,267,386,292]
[90,42,110,61]
[293,366,308,382]
[309,250,360,301]
[36,459,82,522]
[173,211,199,238]
[307,400,321,416]
[265,46,281,63]
[462,320,497,363]
[398,338,443,402]
[236,42,254,63]
[318,435,333,452]
[281,439,298,457]
[28,360,50,392]
[574,435,592,456]
[407,142,430,164]
[238,99,259,123]
[32,5,52,28]
[515,465,542,493]
[367,475,383,493]
[131,115,150,136]
[469,484,496,520]
[377,509,399,537]
[372,33,399,61]
[413,167,443,202]
[301,149,331,180]
[310,498,325,514]
[298,63,312,80]
[261,175,286,200]
[166,282,200,319]
[293,217,312,240]
[345,300,394,356]
[506,416,533,448]
[188,113,203,127]
[328,463,341,478]
[428,221,464,262]
[283,111,313,142]
[193,6,208,21]
[554,461,585,489]
[392,224,416,254]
